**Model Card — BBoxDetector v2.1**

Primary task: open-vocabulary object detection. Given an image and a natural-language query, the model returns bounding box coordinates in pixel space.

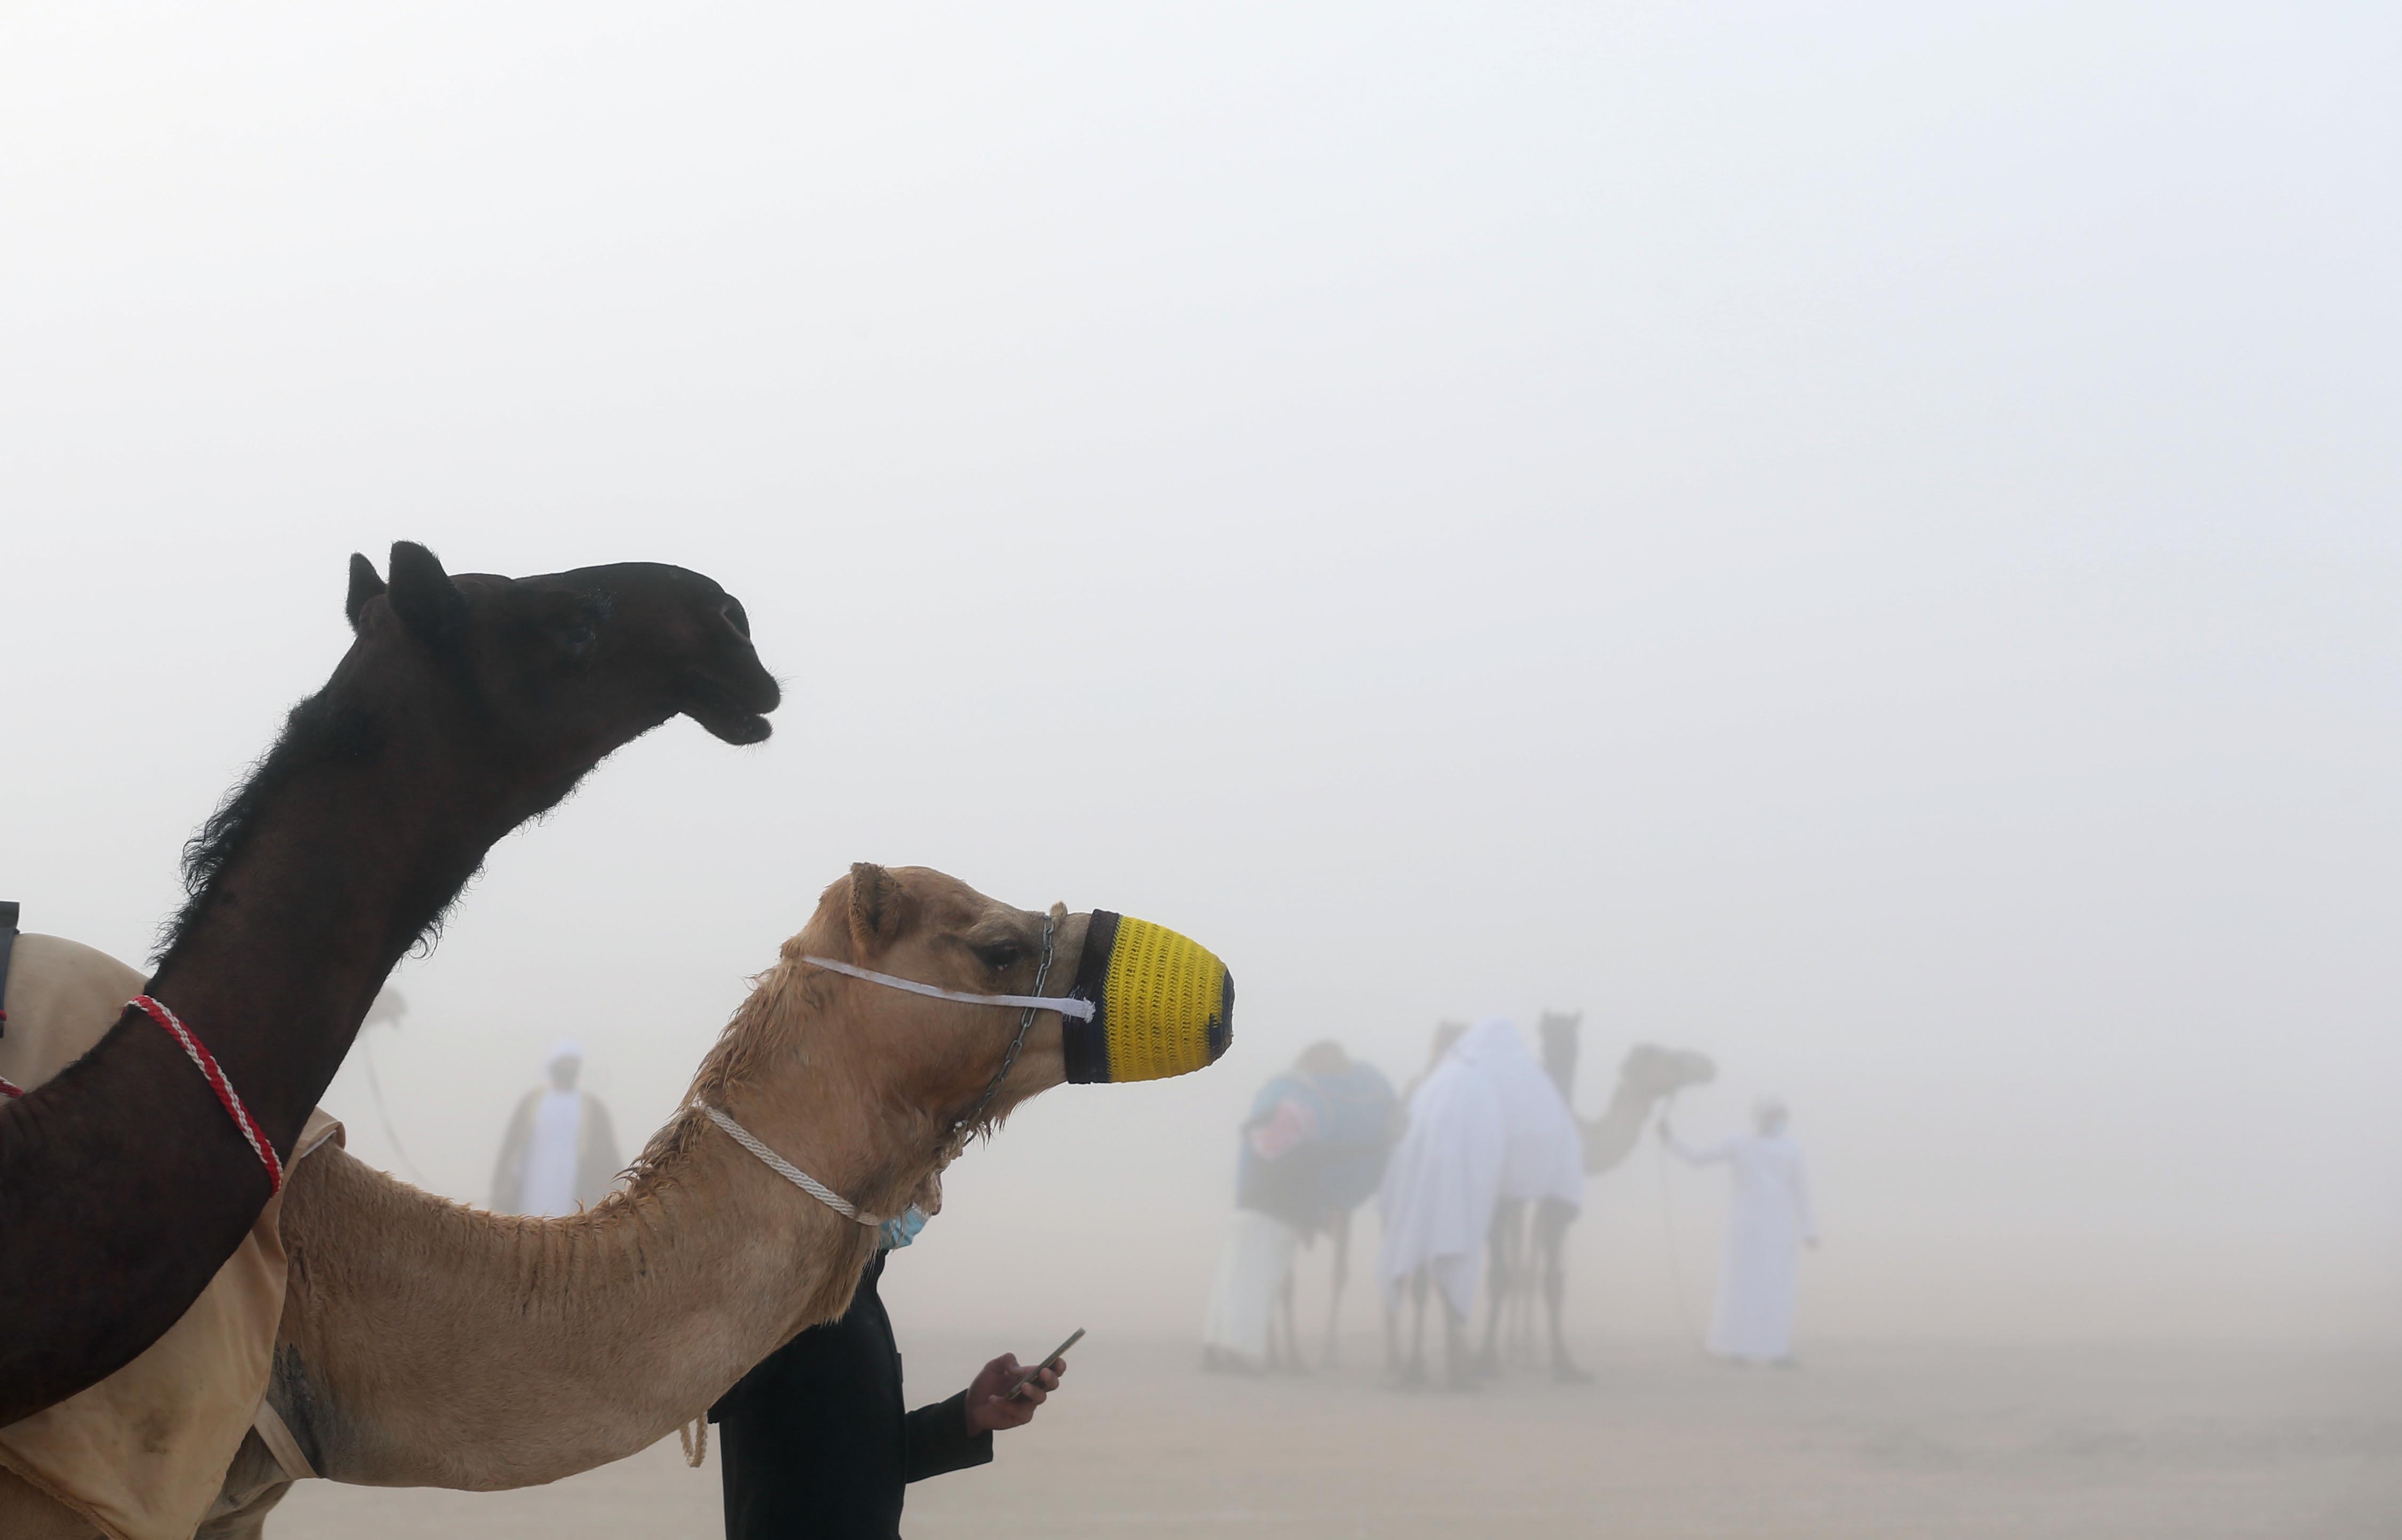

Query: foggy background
[5,1,2397,1369]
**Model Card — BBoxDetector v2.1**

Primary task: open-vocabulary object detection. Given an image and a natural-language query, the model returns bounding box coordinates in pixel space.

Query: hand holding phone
[1006,1328,1084,1401]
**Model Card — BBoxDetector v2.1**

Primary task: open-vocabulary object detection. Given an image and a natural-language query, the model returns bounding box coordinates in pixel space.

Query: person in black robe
[709,1248,1065,1539]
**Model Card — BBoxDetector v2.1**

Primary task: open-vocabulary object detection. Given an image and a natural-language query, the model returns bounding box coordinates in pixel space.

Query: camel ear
[848,862,914,954]
[386,541,469,651]
[345,553,386,631]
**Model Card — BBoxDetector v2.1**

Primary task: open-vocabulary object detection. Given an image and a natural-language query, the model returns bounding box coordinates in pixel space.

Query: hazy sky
[4,4,2396,1346]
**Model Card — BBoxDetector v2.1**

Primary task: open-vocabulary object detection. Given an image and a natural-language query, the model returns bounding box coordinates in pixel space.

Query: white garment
[519,1088,586,1217]
[1674,1132,1815,1360]
[1376,1028,1506,1317]
[1376,1018,1587,1318]
[1475,1020,1585,1211]
[1200,1208,1301,1363]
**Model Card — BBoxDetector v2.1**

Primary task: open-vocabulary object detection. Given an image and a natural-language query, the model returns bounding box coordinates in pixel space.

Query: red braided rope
[0,1075,21,1099]
[128,995,283,1192]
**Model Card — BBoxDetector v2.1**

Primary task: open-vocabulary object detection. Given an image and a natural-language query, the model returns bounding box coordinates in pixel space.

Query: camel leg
[1536,1197,1589,1383]
[1515,1216,1540,1369]
[1262,1268,1281,1371]
[1477,1198,1522,1377]
[1410,1265,1427,1382]
[1403,1265,1430,1387]
[1274,1265,1301,1373]
[1284,1266,1298,1370]
[1475,1205,1503,1374]
[1506,1214,1529,1369]
[1441,1295,1476,1391]
[1516,1203,1547,1368]
[1323,1208,1349,1370]
[1510,1204,1534,1368]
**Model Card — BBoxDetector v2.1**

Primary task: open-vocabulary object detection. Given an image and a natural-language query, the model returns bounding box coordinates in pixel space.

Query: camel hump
[0,934,148,1093]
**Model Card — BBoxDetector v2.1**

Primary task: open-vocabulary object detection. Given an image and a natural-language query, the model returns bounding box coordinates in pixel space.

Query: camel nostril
[1208,972,1234,1063]
[720,598,752,640]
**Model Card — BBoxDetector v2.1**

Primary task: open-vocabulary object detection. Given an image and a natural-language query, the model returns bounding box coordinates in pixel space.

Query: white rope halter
[803,918,1070,1147]
[700,928,1078,1229]
[676,1096,886,1472]
[694,1102,881,1228]
[795,955,1095,1020]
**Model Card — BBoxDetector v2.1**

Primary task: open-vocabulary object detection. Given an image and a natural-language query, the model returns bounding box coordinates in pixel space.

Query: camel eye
[973,940,1027,972]
[556,623,597,657]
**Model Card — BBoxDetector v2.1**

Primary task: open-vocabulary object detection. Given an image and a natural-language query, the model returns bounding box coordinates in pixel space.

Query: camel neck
[0,707,555,1423]
[152,734,529,1153]
[1579,1073,1668,1176]
[284,988,921,1488]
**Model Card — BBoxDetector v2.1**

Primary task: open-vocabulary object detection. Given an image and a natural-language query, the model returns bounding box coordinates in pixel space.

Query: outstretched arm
[1656,1119,1727,1166]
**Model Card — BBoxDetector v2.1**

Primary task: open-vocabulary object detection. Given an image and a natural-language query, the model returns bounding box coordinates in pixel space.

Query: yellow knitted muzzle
[1062,912,1234,1083]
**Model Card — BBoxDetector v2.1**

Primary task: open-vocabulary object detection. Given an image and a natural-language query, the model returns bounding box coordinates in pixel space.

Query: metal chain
[948,914,1057,1147]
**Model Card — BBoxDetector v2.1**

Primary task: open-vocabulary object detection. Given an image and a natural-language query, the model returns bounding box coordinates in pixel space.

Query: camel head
[728,864,1233,1212]
[340,539,781,768]
[159,543,781,965]
[1620,1042,1717,1103]
[1576,1043,1718,1173]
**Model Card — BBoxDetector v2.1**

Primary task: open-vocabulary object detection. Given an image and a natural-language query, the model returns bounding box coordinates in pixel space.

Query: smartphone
[1005,1328,1085,1400]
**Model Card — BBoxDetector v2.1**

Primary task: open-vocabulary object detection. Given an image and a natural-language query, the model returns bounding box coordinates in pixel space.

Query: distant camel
[0,864,1234,1538]
[1479,1016,1716,1379]
[1221,1046,1394,1374]
[0,542,779,1422]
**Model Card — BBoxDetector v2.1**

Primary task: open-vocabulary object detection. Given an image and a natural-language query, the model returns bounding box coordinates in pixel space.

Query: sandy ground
[274,1336,2399,1539]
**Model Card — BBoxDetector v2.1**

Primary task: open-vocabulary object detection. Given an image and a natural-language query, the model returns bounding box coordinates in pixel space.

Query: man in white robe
[1661,1098,1817,1363]
[490,1040,623,1216]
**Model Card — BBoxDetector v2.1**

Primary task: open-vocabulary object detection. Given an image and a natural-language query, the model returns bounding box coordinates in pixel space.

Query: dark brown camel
[0,542,779,1423]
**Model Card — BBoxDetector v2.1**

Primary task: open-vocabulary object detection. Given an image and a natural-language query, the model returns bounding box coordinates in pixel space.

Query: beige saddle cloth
[0,935,341,1540]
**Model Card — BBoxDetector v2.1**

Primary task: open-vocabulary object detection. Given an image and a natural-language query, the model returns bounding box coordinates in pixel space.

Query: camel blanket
[0,934,342,1540]
[1375,1018,1583,1317]
[1477,1021,1584,1212]
[1376,1026,1505,1316]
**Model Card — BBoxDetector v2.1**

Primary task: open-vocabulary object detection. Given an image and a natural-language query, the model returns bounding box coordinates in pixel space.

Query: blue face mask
[879,1204,929,1251]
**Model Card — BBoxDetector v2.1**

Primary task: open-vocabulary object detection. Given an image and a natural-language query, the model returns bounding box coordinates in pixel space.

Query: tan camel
[1,863,1232,1539]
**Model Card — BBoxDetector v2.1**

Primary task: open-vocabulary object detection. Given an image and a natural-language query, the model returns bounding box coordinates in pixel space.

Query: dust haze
[3,4,2396,1535]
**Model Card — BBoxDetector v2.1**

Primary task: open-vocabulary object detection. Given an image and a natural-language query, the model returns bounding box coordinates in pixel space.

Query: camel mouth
[694,708,773,745]
[679,668,780,745]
